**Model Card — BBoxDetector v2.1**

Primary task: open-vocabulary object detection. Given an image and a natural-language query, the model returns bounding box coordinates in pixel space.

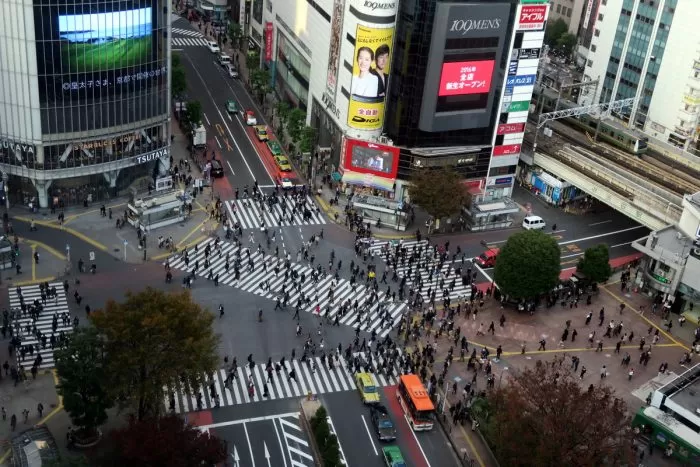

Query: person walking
[37,402,43,418]
[10,414,16,431]
[219,304,224,318]
[22,408,29,423]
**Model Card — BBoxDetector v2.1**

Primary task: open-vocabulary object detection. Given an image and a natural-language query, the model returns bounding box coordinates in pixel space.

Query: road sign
[89,251,95,261]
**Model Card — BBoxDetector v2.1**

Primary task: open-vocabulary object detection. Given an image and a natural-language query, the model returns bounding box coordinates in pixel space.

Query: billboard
[344,138,400,179]
[493,144,521,156]
[517,4,549,31]
[264,22,273,61]
[347,25,394,130]
[438,60,495,97]
[57,8,152,73]
[326,0,345,96]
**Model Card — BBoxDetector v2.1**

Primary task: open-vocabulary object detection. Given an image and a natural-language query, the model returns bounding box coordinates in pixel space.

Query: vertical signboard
[264,22,273,62]
[347,25,394,131]
[326,0,344,97]
[516,4,549,31]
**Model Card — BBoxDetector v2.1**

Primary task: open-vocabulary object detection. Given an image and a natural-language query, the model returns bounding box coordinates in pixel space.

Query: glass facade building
[0,0,171,208]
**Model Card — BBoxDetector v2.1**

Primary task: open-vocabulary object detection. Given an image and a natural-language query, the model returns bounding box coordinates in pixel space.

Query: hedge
[309,406,342,467]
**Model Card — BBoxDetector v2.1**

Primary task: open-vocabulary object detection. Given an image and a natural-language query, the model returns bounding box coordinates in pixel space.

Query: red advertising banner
[518,5,548,31]
[265,22,273,61]
[438,60,495,97]
[497,123,526,135]
[344,138,400,180]
[493,144,521,156]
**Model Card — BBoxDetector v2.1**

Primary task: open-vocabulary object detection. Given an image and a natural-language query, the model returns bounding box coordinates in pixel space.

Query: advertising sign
[508,101,530,112]
[344,138,400,180]
[438,60,495,97]
[493,144,521,156]
[518,48,541,59]
[326,0,345,96]
[506,75,536,87]
[352,0,398,17]
[508,61,518,76]
[493,176,513,186]
[497,123,526,135]
[347,25,394,130]
[264,22,273,61]
[517,4,549,31]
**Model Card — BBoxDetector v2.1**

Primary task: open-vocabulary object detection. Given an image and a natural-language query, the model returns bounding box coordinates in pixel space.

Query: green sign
[508,101,530,112]
[650,272,671,284]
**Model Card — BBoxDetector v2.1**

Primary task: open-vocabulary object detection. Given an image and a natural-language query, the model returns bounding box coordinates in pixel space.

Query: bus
[632,406,700,464]
[396,374,435,431]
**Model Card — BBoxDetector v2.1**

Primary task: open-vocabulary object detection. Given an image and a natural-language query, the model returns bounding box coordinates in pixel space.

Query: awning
[477,202,506,211]
[474,206,520,218]
[331,172,341,182]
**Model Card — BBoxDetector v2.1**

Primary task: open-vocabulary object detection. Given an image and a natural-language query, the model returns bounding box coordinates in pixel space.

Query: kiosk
[126,189,191,232]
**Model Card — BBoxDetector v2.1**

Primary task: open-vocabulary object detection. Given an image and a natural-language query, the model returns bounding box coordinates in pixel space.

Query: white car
[206,41,220,53]
[218,54,231,66]
[226,64,239,78]
[244,110,257,125]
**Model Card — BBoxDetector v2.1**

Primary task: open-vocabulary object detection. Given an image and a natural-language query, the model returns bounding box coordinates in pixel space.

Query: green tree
[483,357,634,466]
[286,108,307,147]
[228,22,244,50]
[97,415,226,467]
[250,69,271,103]
[298,125,317,154]
[185,100,202,126]
[494,230,561,299]
[171,53,187,99]
[275,101,291,137]
[408,167,468,229]
[545,18,568,46]
[55,328,113,440]
[90,288,219,420]
[577,244,612,283]
[246,50,261,71]
[556,33,578,57]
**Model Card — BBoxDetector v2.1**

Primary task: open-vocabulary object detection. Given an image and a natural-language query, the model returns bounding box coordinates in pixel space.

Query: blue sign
[494,177,513,186]
[505,86,514,96]
[506,75,536,87]
[508,61,518,76]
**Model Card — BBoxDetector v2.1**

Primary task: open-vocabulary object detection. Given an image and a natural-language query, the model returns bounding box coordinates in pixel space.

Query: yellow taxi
[356,372,380,404]
[275,155,292,172]
[254,125,269,142]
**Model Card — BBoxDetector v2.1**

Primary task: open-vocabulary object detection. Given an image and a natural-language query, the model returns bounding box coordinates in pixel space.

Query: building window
[594,29,600,37]
[598,13,604,21]
[587,59,593,67]
[556,4,561,13]
[591,44,597,52]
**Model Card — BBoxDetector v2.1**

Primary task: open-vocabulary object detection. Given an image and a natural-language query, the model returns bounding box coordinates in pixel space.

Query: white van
[522,215,546,230]
[218,54,231,66]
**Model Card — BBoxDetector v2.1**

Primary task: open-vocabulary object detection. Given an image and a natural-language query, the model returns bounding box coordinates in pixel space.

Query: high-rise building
[0,0,172,209]
[581,0,700,151]
[548,0,587,34]
[252,0,550,230]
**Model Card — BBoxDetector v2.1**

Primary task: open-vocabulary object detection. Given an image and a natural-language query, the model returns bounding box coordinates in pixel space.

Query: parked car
[254,125,269,142]
[244,110,257,126]
[266,140,283,156]
[218,53,231,66]
[226,64,239,78]
[210,159,224,178]
[275,156,292,172]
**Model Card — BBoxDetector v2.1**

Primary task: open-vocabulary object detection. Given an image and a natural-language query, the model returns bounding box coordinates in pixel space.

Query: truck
[193,124,206,148]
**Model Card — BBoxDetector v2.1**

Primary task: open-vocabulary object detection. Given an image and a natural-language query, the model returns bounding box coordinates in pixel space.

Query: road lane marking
[216,123,225,136]
[223,137,233,151]
[561,252,584,259]
[215,135,222,148]
[558,225,647,245]
[272,418,289,467]
[198,412,301,430]
[203,112,211,125]
[360,415,379,456]
[611,241,634,248]
[243,422,257,467]
[226,160,236,175]
[589,220,612,226]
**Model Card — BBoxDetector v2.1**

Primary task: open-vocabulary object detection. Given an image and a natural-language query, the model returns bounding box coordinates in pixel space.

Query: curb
[299,400,322,467]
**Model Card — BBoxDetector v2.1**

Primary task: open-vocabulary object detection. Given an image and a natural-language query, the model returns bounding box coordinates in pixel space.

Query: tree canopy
[55,327,112,437]
[185,100,203,127]
[545,18,569,46]
[171,53,187,99]
[90,288,219,420]
[99,415,226,467]
[494,230,560,299]
[577,244,612,283]
[478,357,634,466]
[228,22,244,50]
[409,167,468,223]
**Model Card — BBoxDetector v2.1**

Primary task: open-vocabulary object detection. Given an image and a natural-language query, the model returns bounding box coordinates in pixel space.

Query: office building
[0,0,172,209]
[581,0,700,150]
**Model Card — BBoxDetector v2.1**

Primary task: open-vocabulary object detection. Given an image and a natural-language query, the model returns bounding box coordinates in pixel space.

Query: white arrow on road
[264,441,271,467]
[231,445,240,467]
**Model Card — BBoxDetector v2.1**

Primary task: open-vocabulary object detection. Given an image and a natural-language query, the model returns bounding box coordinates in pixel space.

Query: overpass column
[31,179,52,209]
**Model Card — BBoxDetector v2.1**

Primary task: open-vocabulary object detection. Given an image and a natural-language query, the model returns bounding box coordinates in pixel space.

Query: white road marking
[611,241,635,248]
[589,220,612,226]
[272,419,289,467]
[215,136,222,148]
[408,421,432,467]
[243,422,257,467]
[198,412,301,430]
[360,415,378,456]
[227,160,235,175]
[561,252,584,259]
[558,225,647,245]
[203,112,211,126]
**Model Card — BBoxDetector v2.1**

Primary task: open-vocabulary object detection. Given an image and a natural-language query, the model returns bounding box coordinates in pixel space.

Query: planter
[72,428,102,449]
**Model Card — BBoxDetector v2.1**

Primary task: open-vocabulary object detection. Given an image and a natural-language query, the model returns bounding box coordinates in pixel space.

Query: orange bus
[396,374,435,431]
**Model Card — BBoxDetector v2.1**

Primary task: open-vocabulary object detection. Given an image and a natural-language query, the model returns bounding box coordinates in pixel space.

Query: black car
[370,404,397,442]
[210,159,224,178]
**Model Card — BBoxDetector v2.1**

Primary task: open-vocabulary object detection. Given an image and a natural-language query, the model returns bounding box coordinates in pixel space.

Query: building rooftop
[689,192,700,210]
[647,225,693,262]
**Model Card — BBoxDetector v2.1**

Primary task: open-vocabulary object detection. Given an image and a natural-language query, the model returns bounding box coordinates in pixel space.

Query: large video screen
[438,60,495,97]
[344,138,400,179]
[58,8,152,73]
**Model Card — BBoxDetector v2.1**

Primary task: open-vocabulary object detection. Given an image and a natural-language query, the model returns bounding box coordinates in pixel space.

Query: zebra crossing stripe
[365,238,475,302]
[170,37,209,47]
[164,351,403,414]
[9,283,73,369]
[172,27,204,37]
[226,195,326,230]
[167,238,406,337]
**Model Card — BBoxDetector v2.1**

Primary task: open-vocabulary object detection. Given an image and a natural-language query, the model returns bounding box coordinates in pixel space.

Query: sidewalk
[9,119,220,265]
[408,271,694,466]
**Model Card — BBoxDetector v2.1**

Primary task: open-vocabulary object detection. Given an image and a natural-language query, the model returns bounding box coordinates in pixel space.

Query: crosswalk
[168,238,407,337]
[225,196,327,229]
[172,37,210,47]
[366,239,475,302]
[172,27,204,37]
[165,352,402,414]
[9,284,74,369]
